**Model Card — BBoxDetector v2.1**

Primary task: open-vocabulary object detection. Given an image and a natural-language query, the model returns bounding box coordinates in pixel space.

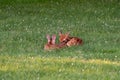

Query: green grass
[0,0,120,80]
[0,55,120,80]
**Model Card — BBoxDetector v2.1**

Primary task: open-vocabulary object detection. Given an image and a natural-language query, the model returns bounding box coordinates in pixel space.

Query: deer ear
[52,34,56,44]
[59,30,62,36]
[46,34,50,39]
[52,34,56,39]
[46,34,51,43]
[66,32,70,36]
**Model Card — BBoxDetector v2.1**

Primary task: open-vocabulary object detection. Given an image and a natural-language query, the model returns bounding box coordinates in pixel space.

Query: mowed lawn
[0,0,120,80]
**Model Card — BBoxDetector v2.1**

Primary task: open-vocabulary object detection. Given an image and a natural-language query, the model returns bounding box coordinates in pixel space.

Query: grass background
[0,0,120,80]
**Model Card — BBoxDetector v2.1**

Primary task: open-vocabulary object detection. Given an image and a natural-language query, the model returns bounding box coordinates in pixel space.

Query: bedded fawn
[59,31,83,47]
[44,34,67,51]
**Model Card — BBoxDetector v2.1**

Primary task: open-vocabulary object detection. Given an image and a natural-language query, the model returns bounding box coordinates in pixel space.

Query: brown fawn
[44,34,67,51]
[59,31,83,47]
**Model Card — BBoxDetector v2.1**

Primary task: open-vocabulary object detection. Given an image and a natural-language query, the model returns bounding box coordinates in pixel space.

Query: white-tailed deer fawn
[44,34,67,51]
[59,31,83,47]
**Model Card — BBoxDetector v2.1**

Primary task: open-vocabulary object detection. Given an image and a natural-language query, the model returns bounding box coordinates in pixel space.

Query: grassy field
[0,0,120,80]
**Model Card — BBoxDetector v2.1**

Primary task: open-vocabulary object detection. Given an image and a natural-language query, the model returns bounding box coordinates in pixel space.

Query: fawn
[44,34,67,51]
[59,31,83,47]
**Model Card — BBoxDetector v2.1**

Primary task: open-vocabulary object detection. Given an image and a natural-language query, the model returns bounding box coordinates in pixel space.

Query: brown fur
[44,34,67,51]
[59,32,83,47]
